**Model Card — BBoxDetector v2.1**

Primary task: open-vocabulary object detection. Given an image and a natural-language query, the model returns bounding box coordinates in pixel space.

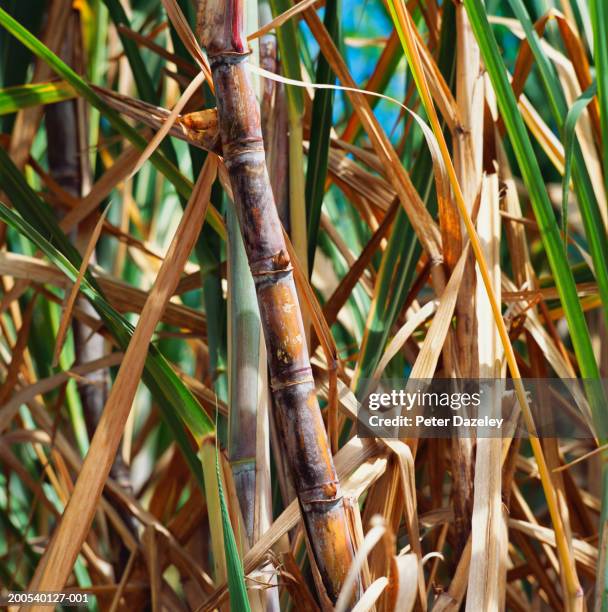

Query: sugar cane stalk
[199,0,359,603]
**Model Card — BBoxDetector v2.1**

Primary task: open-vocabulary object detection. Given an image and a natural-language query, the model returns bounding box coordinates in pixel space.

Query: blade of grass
[587,6,608,606]
[0,81,75,115]
[507,0,608,364]
[450,3,485,554]
[224,153,276,606]
[216,441,251,611]
[589,0,608,206]
[561,81,597,247]
[86,0,108,174]
[159,0,230,421]
[101,0,160,104]
[268,0,304,119]
[466,173,508,611]
[305,0,338,272]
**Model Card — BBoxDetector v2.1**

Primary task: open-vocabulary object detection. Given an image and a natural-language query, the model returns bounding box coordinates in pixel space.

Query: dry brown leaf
[408,244,469,379]
[466,169,508,611]
[393,554,419,612]
[52,207,109,367]
[161,0,213,86]
[0,353,123,433]
[28,156,217,603]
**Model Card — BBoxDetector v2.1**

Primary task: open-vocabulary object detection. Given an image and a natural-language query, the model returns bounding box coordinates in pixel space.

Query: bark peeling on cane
[198,0,359,604]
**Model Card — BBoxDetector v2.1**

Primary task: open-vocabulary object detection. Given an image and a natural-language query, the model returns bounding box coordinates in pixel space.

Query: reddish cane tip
[231,0,245,52]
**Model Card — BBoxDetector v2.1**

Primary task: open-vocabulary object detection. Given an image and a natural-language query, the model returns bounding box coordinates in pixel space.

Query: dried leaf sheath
[200,0,358,603]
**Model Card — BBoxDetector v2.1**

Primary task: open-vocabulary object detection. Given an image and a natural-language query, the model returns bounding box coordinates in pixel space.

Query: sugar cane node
[270,373,316,391]
[250,249,293,277]
[298,480,341,507]
[222,137,266,166]
[208,48,252,62]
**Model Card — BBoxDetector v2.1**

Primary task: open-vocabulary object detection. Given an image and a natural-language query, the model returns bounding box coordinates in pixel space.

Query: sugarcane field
[2,0,608,609]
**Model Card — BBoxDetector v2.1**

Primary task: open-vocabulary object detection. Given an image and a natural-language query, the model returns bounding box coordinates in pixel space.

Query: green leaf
[0,81,75,115]
[216,445,251,612]
[590,0,608,206]
[86,0,109,174]
[269,0,304,116]
[562,81,597,248]
[306,0,339,272]
[506,0,608,342]
[463,0,606,439]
